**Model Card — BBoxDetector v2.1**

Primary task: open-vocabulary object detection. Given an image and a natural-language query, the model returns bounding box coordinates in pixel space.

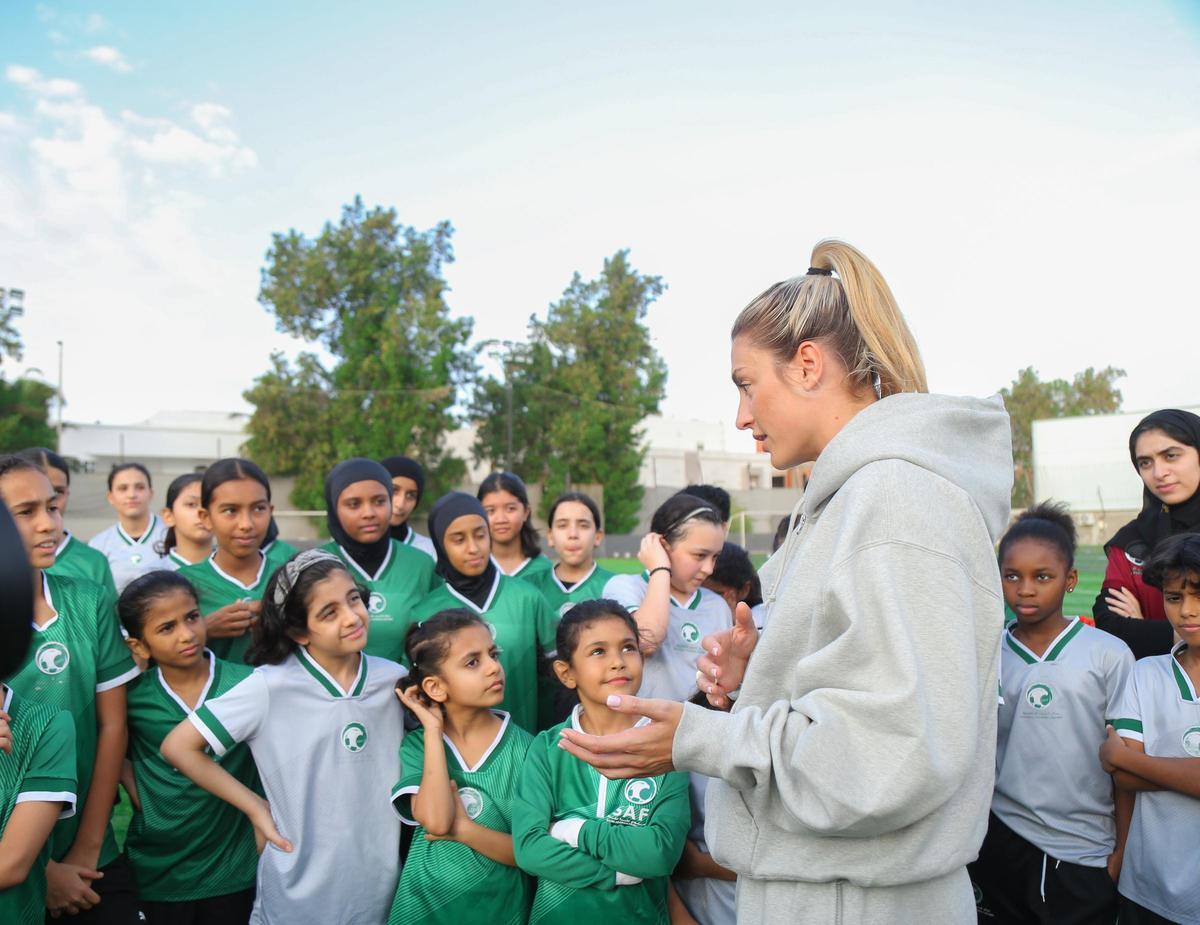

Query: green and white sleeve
[17,710,78,818]
[574,773,690,879]
[190,671,269,756]
[512,739,618,890]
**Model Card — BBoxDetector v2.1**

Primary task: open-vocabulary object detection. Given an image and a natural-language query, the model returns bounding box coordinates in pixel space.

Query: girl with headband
[163,548,408,925]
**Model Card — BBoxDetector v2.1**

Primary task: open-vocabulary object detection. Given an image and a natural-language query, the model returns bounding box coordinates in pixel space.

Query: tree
[0,289,56,451]
[244,198,476,514]
[472,251,667,533]
[1001,365,1125,507]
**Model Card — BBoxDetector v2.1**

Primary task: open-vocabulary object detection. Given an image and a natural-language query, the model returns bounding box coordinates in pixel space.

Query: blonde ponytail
[731,239,927,396]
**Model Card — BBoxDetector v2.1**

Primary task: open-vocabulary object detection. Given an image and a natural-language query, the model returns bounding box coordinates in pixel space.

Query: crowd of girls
[1,401,1199,925]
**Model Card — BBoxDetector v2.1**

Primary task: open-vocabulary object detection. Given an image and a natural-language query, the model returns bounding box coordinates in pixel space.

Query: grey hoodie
[672,393,1012,888]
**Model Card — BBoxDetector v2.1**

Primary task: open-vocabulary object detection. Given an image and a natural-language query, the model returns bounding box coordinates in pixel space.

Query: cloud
[0,112,17,131]
[6,64,81,97]
[84,46,132,73]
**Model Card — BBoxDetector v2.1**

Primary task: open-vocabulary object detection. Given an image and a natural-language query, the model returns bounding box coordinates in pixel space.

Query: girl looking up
[388,609,534,924]
[603,495,730,702]
[1095,409,1200,658]
[526,492,613,619]
[19,447,117,601]
[0,455,141,921]
[178,458,274,664]
[382,456,436,559]
[969,503,1134,924]
[162,550,407,925]
[513,599,690,924]
[156,473,213,569]
[89,462,168,591]
[412,492,556,733]
[478,472,551,580]
[118,571,260,922]
[321,458,438,662]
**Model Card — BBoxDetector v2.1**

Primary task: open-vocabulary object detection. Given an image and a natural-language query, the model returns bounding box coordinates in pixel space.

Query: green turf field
[109,547,1107,849]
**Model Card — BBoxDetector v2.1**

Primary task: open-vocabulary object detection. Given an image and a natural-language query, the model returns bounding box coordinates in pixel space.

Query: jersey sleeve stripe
[390,785,420,825]
[16,790,77,819]
[96,664,143,693]
[191,705,235,756]
[1110,717,1144,741]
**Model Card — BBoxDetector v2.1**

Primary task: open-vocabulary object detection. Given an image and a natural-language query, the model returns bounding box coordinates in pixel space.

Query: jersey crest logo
[1025,683,1054,710]
[680,622,700,645]
[624,779,657,805]
[368,592,387,615]
[131,553,143,565]
[458,786,485,820]
[35,641,70,675]
[341,722,368,753]
[1183,727,1200,758]
[559,602,576,618]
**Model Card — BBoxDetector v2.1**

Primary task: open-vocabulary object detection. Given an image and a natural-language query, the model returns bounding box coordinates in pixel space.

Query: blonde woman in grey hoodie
[560,240,1013,925]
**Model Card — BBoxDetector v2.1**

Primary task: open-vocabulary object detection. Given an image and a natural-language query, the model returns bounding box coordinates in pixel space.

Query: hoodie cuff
[672,700,733,780]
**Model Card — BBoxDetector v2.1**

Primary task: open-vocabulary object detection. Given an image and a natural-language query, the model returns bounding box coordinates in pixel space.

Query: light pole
[56,340,63,448]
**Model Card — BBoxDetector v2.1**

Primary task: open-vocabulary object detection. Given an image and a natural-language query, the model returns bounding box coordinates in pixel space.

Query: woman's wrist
[647,566,671,578]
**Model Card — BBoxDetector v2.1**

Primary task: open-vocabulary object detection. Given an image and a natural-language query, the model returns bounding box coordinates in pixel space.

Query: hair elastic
[806,267,832,276]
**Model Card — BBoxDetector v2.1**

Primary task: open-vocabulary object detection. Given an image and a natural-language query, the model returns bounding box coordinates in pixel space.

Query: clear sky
[2,1,1198,449]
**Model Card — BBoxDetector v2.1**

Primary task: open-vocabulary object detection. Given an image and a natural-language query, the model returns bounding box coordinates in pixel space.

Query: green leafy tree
[245,198,476,514]
[472,251,667,533]
[1001,365,1125,507]
[0,289,56,451]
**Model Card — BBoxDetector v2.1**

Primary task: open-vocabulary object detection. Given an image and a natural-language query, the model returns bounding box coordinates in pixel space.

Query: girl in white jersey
[602,494,729,703]
[156,473,213,569]
[1102,532,1200,925]
[969,503,1134,924]
[163,549,407,925]
[89,462,168,591]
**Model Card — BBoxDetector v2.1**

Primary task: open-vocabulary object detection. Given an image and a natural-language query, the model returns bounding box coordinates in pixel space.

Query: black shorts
[139,887,255,925]
[47,854,141,925]
[968,812,1118,925]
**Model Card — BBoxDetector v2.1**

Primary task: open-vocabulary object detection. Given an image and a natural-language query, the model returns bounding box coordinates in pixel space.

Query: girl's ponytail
[731,239,927,398]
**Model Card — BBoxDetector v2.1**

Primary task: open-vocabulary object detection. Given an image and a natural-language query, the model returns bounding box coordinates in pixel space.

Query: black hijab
[381,456,425,543]
[427,491,498,610]
[324,458,394,578]
[1106,409,1200,559]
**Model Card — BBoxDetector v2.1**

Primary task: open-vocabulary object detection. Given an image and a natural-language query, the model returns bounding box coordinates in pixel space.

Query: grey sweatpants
[735,865,974,925]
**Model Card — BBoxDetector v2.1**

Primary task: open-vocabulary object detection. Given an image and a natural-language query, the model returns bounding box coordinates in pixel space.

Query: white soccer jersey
[402,530,436,560]
[1113,642,1200,924]
[602,573,731,703]
[992,618,1133,866]
[191,650,407,925]
[88,514,169,591]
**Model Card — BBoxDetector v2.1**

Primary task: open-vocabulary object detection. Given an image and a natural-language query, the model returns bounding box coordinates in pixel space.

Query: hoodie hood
[803,392,1013,544]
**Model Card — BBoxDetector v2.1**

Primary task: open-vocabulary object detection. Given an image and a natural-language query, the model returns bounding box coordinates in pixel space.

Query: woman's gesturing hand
[557,695,683,779]
[696,602,758,709]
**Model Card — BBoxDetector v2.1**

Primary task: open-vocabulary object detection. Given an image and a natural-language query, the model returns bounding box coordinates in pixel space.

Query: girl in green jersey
[513,600,690,924]
[322,459,437,662]
[118,570,259,922]
[389,609,534,924]
[479,472,551,581]
[179,459,275,664]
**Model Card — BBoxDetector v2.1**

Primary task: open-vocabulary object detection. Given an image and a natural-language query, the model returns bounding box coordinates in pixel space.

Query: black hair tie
[806,267,832,276]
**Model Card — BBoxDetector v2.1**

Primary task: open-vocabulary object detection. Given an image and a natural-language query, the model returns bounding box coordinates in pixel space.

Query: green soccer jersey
[124,653,261,901]
[513,707,690,924]
[263,539,298,576]
[180,552,272,664]
[47,533,118,603]
[524,564,615,621]
[388,712,533,925]
[3,573,139,866]
[501,554,553,582]
[0,687,77,925]
[322,539,439,662]
[412,575,556,733]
